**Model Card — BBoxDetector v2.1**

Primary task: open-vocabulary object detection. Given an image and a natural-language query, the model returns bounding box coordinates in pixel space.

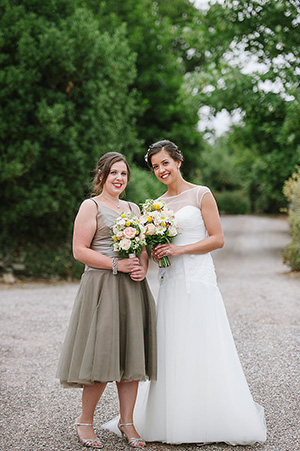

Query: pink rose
[168,225,177,237]
[145,223,156,236]
[124,227,137,239]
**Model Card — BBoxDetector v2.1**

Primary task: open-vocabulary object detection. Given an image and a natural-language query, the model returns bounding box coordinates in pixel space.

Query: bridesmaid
[56,152,157,449]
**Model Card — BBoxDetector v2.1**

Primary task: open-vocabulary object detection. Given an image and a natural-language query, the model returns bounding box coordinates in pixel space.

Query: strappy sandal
[118,421,146,448]
[74,419,104,449]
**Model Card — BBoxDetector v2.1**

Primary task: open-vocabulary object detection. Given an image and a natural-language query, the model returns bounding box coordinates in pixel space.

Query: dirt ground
[0,215,299,451]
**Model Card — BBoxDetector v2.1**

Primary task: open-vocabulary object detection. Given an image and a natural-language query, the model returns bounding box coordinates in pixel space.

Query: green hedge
[283,242,300,272]
[215,190,251,215]
[283,166,300,271]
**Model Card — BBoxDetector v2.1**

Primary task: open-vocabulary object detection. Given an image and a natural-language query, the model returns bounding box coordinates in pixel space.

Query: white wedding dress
[103,186,267,445]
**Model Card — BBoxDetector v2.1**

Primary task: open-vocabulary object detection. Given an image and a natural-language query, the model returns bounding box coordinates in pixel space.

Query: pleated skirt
[56,269,157,387]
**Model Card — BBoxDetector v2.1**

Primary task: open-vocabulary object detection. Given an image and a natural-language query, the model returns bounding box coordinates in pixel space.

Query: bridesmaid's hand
[130,264,146,282]
[154,243,182,260]
[117,257,140,274]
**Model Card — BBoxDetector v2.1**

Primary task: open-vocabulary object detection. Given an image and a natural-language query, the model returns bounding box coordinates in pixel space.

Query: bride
[103,140,267,446]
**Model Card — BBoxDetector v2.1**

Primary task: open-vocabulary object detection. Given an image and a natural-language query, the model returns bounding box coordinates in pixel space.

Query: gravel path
[0,215,299,451]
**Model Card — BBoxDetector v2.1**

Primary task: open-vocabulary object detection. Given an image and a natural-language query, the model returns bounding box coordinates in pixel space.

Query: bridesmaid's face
[103,161,128,196]
[151,150,181,185]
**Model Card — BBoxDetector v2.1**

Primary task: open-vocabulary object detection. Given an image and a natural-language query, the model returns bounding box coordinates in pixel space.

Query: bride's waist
[173,234,206,246]
[169,252,213,268]
[160,253,217,288]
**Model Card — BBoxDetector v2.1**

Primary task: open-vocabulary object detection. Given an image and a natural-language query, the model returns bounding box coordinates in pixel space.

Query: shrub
[283,166,300,271]
[0,242,83,280]
[283,242,300,272]
[215,190,251,215]
[0,0,139,249]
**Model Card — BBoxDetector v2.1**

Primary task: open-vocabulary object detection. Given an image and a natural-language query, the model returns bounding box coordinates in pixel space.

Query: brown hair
[91,152,130,195]
[145,140,183,168]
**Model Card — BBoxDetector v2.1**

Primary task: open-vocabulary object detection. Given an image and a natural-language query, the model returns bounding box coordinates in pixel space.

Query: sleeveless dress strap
[89,198,100,209]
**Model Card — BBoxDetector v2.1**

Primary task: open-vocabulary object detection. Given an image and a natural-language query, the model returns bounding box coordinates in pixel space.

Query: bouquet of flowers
[140,199,178,267]
[111,212,146,258]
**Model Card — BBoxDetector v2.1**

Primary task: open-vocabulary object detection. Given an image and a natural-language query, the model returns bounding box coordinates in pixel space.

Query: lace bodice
[157,185,216,290]
[160,185,210,212]
[160,185,211,246]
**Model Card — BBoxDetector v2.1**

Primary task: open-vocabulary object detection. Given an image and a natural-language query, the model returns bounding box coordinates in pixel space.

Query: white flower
[116,231,124,239]
[113,243,119,252]
[151,210,160,219]
[164,210,174,219]
[119,238,131,251]
[156,226,167,235]
[153,214,163,226]
[139,214,148,225]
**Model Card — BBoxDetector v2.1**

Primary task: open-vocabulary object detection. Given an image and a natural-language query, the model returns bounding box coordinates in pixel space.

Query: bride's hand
[154,243,182,259]
[151,248,159,264]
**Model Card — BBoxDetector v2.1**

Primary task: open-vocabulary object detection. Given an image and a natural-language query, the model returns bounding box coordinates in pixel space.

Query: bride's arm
[154,192,224,259]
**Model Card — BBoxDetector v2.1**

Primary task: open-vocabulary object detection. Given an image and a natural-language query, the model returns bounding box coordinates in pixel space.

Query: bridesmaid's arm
[73,200,139,273]
[154,192,224,259]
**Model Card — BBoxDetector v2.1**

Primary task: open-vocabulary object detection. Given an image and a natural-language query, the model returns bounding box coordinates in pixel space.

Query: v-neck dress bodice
[57,199,157,386]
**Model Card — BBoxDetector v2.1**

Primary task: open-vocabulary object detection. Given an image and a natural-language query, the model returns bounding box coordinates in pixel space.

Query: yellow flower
[121,213,126,218]
[147,216,153,222]
[126,221,131,227]
[113,235,117,241]
[136,230,139,235]
[155,204,161,210]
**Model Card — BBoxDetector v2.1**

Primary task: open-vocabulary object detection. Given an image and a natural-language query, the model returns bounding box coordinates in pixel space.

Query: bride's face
[151,150,181,185]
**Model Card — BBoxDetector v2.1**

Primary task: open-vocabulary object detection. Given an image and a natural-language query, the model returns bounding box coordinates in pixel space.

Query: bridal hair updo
[145,140,183,169]
[92,152,130,195]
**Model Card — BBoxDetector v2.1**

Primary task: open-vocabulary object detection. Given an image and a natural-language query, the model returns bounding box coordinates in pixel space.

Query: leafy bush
[0,0,139,249]
[215,190,251,215]
[283,166,300,271]
[283,242,300,272]
[0,242,83,280]
[23,243,84,279]
[199,138,244,192]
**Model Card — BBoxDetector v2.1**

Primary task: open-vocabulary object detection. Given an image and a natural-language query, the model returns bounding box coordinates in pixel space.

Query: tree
[81,0,204,174]
[186,0,300,212]
[0,0,139,247]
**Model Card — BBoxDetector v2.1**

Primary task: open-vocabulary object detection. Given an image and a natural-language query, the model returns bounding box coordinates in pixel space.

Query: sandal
[118,421,145,448]
[74,419,104,449]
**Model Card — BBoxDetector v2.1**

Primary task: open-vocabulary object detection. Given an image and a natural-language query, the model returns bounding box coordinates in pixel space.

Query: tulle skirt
[103,254,266,445]
[57,269,157,387]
